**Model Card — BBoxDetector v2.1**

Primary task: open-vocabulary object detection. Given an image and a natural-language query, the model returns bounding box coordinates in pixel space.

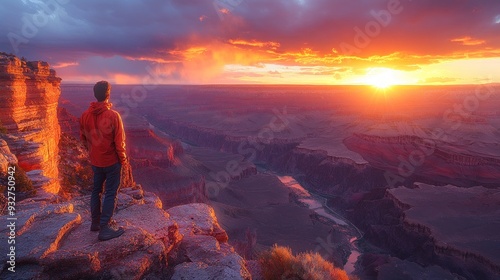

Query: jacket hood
[89,101,112,115]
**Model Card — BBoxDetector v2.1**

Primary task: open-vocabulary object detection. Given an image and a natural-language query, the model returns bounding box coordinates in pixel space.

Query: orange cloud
[451,36,486,46]
[228,39,280,50]
[52,62,79,68]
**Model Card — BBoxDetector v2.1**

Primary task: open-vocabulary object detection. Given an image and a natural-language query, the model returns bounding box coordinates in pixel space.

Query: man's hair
[93,81,111,102]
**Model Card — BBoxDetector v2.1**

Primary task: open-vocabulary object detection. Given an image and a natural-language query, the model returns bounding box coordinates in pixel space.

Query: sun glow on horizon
[362,68,405,89]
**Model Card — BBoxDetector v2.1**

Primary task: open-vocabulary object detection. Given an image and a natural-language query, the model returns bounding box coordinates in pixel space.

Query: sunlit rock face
[0,53,61,194]
[0,139,17,178]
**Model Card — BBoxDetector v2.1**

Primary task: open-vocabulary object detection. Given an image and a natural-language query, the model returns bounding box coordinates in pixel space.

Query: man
[80,81,127,241]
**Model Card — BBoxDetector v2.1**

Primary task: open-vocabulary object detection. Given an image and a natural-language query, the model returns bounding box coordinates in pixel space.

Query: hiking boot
[98,224,125,241]
[91,218,118,232]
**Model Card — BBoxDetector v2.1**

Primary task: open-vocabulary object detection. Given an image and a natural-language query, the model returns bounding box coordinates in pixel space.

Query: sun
[362,68,402,89]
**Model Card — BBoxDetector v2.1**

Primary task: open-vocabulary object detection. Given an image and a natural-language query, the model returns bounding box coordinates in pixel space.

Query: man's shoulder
[107,109,123,121]
[109,109,122,117]
[80,108,90,119]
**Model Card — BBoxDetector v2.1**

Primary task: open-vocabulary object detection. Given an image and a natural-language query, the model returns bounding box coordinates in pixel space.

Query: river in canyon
[278,175,362,274]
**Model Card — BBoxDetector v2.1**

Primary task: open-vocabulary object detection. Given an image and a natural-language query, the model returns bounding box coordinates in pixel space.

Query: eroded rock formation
[0,53,61,194]
[0,139,17,178]
[349,185,500,280]
[344,133,500,187]
[0,186,251,279]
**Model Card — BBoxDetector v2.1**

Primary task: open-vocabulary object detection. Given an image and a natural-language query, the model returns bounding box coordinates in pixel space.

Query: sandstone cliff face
[0,139,18,197]
[0,139,17,177]
[0,53,61,194]
[0,185,251,279]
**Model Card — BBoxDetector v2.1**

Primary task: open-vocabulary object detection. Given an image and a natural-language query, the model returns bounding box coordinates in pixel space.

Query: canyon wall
[344,133,500,188]
[0,53,61,194]
[349,187,500,280]
[147,115,386,203]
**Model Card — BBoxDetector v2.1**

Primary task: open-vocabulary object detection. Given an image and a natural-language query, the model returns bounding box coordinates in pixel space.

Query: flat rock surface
[0,186,250,279]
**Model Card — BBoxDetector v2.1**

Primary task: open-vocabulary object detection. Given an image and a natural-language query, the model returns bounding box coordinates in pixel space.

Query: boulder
[167,203,229,243]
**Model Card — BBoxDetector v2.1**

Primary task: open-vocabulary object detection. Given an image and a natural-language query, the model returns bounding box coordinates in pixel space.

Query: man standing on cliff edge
[80,81,126,241]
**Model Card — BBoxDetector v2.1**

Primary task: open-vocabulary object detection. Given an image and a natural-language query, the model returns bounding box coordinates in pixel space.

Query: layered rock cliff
[0,52,61,194]
[0,139,17,178]
[343,133,500,188]
[349,185,500,280]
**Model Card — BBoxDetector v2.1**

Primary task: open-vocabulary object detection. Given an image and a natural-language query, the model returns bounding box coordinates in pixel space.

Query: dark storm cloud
[0,0,499,79]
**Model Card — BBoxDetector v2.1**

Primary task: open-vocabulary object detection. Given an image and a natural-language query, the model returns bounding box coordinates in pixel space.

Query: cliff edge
[0,52,61,195]
[0,184,251,279]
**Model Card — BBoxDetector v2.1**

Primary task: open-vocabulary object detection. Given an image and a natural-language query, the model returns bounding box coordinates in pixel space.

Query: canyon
[1,53,498,279]
[86,84,497,280]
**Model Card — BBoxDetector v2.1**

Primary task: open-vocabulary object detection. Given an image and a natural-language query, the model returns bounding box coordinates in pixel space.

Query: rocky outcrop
[344,133,500,188]
[127,128,183,168]
[122,115,184,168]
[0,53,61,194]
[349,185,500,280]
[168,203,251,279]
[0,185,251,279]
[0,139,17,179]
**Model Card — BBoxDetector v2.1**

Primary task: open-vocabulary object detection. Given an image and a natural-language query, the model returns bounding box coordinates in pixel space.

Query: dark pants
[91,162,122,227]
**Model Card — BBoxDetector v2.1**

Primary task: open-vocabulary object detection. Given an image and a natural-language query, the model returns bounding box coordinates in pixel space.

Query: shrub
[0,193,7,215]
[259,245,350,280]
[0,120,7,134]
[299,251,350,280]
[13,164,35,195]
[260,245,304,279]
[59,163,93,198]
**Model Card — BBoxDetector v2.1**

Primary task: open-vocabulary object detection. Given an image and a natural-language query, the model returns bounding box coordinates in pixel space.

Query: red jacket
[80,101,127,167]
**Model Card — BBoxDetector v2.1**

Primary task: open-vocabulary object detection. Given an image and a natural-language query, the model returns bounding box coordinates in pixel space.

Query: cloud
[451,37,486,46]
[0,0,499,83]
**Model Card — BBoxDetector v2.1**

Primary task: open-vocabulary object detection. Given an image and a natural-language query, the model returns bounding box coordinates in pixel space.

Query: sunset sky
[1,0,499,85]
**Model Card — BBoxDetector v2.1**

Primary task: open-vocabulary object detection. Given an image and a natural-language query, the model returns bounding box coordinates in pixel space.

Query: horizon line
[60,82,500,87]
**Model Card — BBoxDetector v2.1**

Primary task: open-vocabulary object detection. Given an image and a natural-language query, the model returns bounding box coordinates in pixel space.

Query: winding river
[278,175,362,274]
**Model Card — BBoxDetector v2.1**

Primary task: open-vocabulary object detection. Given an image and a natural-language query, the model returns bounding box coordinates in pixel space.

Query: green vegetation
[259,245,351,280]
